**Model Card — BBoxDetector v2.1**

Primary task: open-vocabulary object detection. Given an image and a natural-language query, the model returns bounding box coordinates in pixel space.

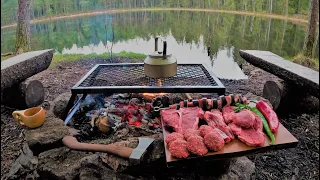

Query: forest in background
[1,0,310,26]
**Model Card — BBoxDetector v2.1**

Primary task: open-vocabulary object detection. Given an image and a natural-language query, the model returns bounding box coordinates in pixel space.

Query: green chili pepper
[234,103,275,145]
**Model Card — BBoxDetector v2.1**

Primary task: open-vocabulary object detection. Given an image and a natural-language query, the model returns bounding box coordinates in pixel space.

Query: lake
[1,10,315,79]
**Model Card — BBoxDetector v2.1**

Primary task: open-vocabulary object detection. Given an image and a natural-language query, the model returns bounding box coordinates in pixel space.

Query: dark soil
[1,57,319,179]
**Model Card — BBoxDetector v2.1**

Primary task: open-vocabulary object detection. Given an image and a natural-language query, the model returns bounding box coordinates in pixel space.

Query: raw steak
[232,109,256,128]
[162,107,203,133]
[180,107,201,132]
[161,109,182,133]
[222,106,236,123]
[256,100,279,132]
[227,109,265,147]
[204,110,234,140]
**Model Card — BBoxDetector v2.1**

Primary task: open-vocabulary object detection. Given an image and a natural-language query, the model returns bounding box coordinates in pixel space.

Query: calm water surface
[1,11,315,79]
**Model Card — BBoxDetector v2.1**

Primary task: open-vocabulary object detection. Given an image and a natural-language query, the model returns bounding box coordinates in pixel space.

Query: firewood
[1,77,45,109]
[263,80,319,114]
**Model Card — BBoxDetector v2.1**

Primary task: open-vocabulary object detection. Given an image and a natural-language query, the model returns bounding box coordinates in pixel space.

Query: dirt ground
[1,58,319,179]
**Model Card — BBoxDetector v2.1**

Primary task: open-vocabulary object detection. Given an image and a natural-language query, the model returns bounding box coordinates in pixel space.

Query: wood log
[1,77,45,109]
[263,80,319,114]
[263,80,289,110]
[1,49,53,91]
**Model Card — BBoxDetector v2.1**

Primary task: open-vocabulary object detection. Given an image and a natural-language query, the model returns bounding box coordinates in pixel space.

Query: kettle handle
[155,37,159,52]
[163,41,167,57]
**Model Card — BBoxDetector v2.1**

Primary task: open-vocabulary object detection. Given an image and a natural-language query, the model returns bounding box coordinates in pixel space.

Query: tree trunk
[15,0,31,52]
[303,0,319,58]
[1,77,45,109]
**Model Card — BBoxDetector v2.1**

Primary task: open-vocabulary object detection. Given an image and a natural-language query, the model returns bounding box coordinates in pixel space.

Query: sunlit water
[2,11,314,79]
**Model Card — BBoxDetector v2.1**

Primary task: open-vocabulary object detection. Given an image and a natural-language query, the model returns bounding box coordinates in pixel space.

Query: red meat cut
[169,139,190,158]
[162,107,203,133]
[225,109,265,147]
[214,128,232,143]
[204,110,234,140]
[161,109,182,133]
[256,100,279,132]
[199,125,214,137]
[232,109,256,128]
[165,132,184,147]
[222,106,236,123]
[183,128,201,140]
[186,135,208,156]
[204,130,225,151]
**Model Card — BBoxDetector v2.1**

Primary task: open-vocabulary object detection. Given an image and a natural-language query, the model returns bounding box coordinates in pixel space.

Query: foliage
[1,0,311,26]
[50,51,146,67]
[1,11,311,64]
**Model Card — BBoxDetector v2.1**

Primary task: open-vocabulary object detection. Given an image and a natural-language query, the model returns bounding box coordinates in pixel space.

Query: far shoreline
[1,8,309,29]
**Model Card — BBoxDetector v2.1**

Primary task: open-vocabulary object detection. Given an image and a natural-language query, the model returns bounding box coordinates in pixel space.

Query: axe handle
[62,136,133,159]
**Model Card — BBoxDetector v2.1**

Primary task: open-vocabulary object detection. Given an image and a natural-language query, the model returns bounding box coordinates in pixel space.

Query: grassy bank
[1,8,309,29]
[50,51,146,67]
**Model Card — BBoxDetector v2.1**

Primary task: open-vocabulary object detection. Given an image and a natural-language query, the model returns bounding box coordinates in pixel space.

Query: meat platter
[160,95,298,167]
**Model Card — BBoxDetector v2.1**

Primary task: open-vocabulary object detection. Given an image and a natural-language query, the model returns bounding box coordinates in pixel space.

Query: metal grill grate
[79,64,217,87]
[72,63,225,94]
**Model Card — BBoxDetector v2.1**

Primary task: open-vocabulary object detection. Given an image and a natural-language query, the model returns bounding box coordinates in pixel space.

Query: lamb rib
[203,110,234,140]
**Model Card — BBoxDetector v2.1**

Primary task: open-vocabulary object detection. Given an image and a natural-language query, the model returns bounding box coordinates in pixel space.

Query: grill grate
[79,64,217,87]
[72,63,225,94]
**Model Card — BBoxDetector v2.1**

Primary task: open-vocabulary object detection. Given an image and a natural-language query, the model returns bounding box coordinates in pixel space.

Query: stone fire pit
[4,92,262,180]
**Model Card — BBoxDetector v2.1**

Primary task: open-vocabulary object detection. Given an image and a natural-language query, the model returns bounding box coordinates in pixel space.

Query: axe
[62,136,154,165]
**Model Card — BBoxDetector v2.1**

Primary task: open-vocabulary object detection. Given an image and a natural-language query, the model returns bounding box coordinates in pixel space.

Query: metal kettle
[144,38,177,78]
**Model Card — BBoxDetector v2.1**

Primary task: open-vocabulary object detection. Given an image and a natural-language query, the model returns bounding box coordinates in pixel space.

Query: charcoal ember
[129,98,145,106]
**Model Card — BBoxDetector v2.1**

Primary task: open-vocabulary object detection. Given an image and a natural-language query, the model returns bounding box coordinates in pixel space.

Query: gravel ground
[1,57,318,179]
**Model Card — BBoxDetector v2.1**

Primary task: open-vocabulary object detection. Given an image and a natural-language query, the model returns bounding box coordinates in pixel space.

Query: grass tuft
[291,53,319,71]
[50,51,146,67]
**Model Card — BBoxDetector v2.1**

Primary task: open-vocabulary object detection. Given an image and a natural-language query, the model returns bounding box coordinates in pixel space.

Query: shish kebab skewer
[154,94,248,111]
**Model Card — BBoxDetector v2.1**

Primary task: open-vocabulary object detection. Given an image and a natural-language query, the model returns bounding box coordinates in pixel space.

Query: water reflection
[62,34,247,79]
[1,11,311,79]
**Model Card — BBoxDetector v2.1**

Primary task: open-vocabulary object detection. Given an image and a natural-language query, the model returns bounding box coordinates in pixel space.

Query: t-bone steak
[162,107,203,133]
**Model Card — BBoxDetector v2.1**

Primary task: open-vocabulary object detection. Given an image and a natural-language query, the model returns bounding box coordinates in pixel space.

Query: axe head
[129,137,155,165]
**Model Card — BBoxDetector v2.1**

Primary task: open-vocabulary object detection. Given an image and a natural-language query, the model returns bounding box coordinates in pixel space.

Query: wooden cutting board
[162,121,298,167]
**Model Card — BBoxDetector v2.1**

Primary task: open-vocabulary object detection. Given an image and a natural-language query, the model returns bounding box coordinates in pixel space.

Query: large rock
[5,143,39,180]
[24,112,69,155]
[37,147,150,180]
[219,157,255,179]
[52,92,72,120]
